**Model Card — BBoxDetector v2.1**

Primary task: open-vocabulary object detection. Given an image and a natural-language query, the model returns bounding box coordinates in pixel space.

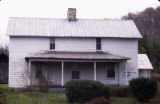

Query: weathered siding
[56,38,96,51]
[9,37,138,87]
[32,62,62,85]
[9,37,50,88]
[139,70,150,78]
[102,38,138,84]
[64,62,94,84]
[96,62,119,85]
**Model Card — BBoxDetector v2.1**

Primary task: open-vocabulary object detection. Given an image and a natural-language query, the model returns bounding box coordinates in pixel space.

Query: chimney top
[67,8,76,21]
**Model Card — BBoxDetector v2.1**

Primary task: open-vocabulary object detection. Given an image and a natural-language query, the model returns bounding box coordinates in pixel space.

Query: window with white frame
[50,38,55,50]
[96,38,101,50]
[107,63,115,78]
[72,71,80,79]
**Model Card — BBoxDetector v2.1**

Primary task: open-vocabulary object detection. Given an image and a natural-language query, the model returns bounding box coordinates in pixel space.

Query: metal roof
[26,51,130,61]
[138,54,153,70]
[7,17,142,38]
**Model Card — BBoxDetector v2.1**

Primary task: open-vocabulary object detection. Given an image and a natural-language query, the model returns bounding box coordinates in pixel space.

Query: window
[96,38,101,50]
[50,38,55,50]
[72,71,80,79]
[107,63,115,78]
[35,69,42,79]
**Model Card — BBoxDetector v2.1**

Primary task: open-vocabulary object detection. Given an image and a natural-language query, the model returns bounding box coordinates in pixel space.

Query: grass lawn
[0,84,160,104]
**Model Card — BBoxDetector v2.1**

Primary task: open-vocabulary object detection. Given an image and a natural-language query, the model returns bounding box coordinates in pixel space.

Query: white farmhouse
[7,8,153,88]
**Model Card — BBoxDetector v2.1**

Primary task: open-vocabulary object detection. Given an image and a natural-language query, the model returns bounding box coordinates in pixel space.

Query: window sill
[72,79,80,80]
[106,78,116,80]
[96,50,102,52]
[49,50,56,51]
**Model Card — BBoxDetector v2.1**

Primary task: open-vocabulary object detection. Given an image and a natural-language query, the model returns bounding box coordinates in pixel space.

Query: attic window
[96,38,101,50]
[50,38,55,50]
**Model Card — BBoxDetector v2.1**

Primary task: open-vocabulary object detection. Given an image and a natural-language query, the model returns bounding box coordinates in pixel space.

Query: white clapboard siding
[102,38,138,83]
[9,37,49,87]
[9,37,96,87]
[56,37,96,51]
[139,70,150,78]
[9,37,138,87]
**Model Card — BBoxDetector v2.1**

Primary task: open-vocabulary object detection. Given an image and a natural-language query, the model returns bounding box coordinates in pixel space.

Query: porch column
[28,59,31,85]
[29,59,31,71]
[94,62,96,81]
[125,61,128,85]
[61,61,64,86]
[117,63,120,85]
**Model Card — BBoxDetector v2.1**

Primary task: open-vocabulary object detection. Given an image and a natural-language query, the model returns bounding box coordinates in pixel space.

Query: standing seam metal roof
[7,17,142,38]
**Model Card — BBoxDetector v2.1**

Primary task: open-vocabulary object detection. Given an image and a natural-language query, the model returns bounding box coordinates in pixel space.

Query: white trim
[29,59,126,63]
[61,61,64,86]
[94,62,96,81]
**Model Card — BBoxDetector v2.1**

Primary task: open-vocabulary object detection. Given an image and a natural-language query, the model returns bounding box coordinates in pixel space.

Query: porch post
[28,59,31,85]
[94,62,96,81]
[29,60,31,71]
[117,63,120,85]
[61,61,64,86]
[125,61,128,85]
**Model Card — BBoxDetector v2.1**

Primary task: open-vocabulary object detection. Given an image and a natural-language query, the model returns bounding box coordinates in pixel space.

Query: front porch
[26,51,129,86]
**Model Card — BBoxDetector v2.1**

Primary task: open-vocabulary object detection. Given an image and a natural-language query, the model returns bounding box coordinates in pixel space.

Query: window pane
[50,38,55,50]
[72,71,80,79]
[107,63,115,78]
[96,38,101,50]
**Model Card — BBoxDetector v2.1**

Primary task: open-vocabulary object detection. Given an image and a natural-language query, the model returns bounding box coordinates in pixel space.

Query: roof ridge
[9,17,133,22]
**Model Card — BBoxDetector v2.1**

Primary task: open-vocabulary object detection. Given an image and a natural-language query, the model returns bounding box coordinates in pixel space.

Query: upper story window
[50,38,55,50]
[96,38,101,50]
[107,63,115,78]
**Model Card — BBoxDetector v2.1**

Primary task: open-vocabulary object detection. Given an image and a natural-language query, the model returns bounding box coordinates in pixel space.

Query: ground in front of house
[0,84,160,104]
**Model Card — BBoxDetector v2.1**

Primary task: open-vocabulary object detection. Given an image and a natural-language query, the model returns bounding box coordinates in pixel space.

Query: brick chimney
[67,8,76,21]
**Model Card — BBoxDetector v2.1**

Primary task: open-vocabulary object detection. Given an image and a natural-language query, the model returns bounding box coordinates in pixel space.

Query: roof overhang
[138,54,153,70]
[25,51,130,62]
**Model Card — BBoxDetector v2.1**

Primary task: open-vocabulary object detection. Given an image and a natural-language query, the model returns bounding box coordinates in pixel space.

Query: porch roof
[138,54,153,70]
[25,51,130,61]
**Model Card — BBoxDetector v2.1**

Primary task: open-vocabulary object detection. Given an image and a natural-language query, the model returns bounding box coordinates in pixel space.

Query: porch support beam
[94,62,96,81]
[61,61,64,86]
[118,63,120,85]
[125,61,128,85]
[29,60,31,71]
[28,59,31,85]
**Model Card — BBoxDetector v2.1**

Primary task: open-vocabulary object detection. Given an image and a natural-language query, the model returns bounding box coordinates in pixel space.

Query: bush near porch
[0,83,160,104]
[129,78,158,103]
[65,80,110,103]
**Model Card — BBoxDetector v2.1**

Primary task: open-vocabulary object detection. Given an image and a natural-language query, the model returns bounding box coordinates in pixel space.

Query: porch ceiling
[25,51,130,61]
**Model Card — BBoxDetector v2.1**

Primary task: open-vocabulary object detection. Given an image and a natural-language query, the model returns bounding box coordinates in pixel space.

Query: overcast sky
[0,0,160,45]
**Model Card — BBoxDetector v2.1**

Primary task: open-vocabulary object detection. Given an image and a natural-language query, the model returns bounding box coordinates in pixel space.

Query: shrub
[65,80,110,103]
[129,78,158,103]
[85,97,110,104]
[111,86,131,97]
[0,88,6,104]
